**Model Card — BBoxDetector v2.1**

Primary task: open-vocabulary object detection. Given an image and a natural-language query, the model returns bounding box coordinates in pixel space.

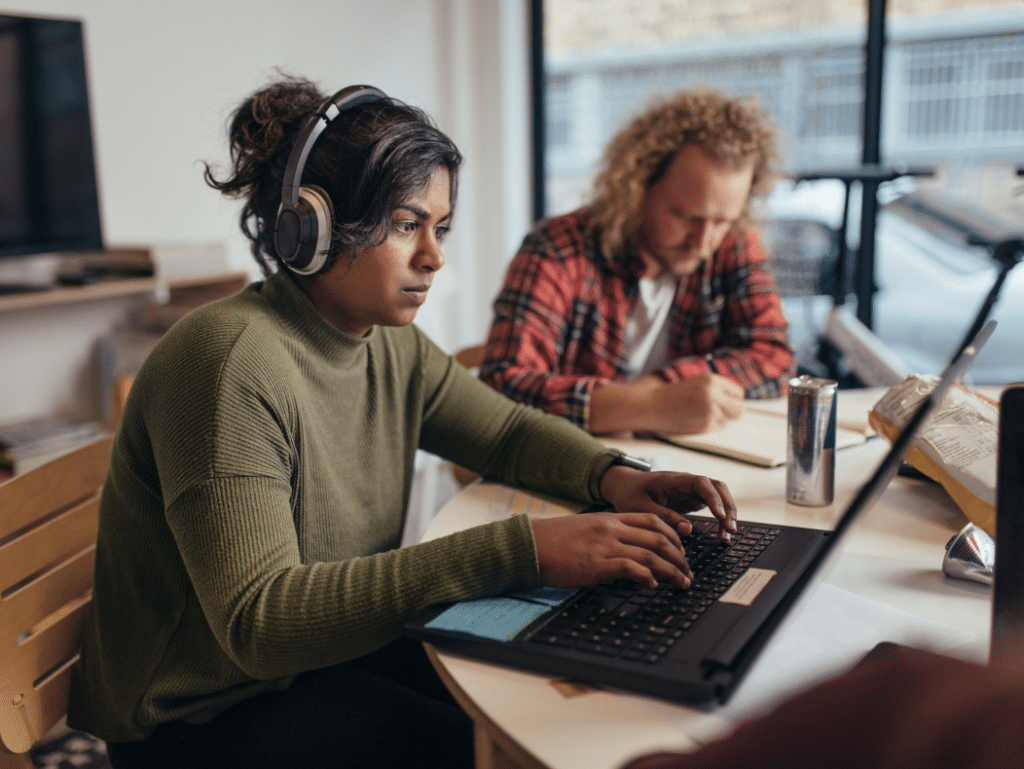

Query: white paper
[632,581,977,745]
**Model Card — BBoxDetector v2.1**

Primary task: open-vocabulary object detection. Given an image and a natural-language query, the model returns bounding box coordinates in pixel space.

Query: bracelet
[588,450,653,504]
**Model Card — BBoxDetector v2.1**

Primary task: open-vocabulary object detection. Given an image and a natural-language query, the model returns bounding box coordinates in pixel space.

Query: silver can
[786,375,838,506]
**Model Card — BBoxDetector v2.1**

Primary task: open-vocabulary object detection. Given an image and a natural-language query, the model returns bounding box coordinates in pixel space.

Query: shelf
[0,271,250,315]
[0,276,157,313]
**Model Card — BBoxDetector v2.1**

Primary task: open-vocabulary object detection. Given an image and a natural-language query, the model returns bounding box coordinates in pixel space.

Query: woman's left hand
[599,465,738,541]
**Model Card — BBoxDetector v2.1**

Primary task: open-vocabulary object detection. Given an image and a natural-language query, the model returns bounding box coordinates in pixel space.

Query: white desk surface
[421,417,995,769]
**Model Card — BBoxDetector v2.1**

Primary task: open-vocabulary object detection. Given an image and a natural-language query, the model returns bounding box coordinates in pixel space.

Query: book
[144,272,250,332]
[0,415,107,476]
[0,415,104,455]
[149,242,230,281]
[0,434,107,475]
[640,406,868,468]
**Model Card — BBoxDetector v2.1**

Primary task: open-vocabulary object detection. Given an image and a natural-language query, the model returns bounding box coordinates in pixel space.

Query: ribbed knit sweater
[67,271,609,742]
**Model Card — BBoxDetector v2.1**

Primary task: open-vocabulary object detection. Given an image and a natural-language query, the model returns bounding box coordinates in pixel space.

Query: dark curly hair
[204,73,463,276]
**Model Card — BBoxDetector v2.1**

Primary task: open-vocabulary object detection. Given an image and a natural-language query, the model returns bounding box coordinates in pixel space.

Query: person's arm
[420,342,739,588]
[130,318,548,681]
[657,231,796,399]
[589,372,745,435]
[480,240,746,437]
[589,232,793,434]
[482,226,789,436]
[479,221,613,430]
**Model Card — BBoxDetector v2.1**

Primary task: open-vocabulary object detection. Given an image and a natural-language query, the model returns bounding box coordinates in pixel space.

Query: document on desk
[486,485,581,522]
[641,409,867,467]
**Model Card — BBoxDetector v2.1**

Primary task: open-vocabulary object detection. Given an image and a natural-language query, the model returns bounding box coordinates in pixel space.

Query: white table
[421,431,993,769]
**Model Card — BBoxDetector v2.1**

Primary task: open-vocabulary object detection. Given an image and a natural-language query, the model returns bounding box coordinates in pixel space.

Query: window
[539,0,1024,384]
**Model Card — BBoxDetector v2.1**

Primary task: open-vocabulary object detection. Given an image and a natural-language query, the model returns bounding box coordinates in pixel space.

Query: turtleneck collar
[258,270,376,364]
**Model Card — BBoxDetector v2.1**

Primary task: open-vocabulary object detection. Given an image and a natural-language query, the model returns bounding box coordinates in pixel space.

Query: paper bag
[868,375,999,536]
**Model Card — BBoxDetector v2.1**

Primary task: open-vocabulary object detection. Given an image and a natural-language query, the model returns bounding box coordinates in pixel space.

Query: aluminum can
[786,375,838,506]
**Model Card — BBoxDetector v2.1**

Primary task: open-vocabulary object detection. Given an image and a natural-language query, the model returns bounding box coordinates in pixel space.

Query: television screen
[0,14,103,259]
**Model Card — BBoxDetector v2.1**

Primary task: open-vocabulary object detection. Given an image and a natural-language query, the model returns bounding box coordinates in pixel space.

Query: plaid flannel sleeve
[479,227,610,429]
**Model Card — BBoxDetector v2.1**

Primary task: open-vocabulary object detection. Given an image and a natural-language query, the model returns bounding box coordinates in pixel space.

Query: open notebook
[406,321,995,706]
[638,388,878,467]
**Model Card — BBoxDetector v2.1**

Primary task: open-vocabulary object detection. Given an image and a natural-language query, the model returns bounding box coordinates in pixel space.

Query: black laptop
[993,382,1024,651]
[406,321,996,706]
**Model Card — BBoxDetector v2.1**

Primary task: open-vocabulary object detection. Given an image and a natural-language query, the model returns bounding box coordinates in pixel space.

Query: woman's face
[307,166,452,336]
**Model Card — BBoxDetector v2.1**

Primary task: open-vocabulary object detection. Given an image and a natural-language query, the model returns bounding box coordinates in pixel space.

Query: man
[480,88,795,435]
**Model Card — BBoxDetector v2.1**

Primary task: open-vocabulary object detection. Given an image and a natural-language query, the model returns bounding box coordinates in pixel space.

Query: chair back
[0,436,113,764]
[111,374,135,430]
[454,344,483,370]
[450,344,486,487]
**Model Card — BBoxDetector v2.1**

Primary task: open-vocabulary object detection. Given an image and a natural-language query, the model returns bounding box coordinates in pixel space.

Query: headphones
[274,85,388,275]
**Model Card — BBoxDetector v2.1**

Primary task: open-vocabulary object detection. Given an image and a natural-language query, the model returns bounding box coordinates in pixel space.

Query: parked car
[761,180,1024,385]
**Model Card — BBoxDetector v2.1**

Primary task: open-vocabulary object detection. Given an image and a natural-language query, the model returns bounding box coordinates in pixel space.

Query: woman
[67,75,737,769]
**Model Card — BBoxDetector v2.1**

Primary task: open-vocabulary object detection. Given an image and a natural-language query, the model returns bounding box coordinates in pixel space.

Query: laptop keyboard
[526,518,782,664]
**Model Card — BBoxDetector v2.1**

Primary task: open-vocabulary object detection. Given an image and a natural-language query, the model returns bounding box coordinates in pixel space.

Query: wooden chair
[454,344,484,370]
[452,344,485,487]
[0,435,113,768]
[110,374,135,430]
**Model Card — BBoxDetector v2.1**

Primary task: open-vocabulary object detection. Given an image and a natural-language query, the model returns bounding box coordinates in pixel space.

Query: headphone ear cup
[275,185,335,275]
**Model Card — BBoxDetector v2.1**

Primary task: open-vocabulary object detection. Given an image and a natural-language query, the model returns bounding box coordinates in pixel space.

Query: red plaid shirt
[480,208,795,430]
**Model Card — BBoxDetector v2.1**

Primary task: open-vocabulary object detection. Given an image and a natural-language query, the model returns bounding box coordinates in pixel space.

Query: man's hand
[590,373,744,435]
[649,374,745,434]
[600,465,738,542]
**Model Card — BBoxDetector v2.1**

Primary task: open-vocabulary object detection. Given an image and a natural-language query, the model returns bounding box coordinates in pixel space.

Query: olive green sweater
[68,271,608,742]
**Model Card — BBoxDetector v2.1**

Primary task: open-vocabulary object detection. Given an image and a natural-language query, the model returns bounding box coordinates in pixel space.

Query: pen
[706,354,719,374]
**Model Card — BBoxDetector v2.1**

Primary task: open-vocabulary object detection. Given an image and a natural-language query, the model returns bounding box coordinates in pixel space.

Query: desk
[420,432,993,769]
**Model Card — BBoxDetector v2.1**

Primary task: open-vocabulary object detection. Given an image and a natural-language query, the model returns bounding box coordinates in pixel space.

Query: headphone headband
[275,85,389,275]
[279,85,388,208]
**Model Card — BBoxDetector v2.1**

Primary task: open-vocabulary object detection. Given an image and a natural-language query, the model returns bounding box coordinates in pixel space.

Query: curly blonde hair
[588,87,781,260]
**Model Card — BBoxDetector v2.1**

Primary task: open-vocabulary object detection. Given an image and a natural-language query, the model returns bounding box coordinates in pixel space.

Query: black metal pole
[856,0,887,330]
[949,238,1024,365]
[530,0,546,222]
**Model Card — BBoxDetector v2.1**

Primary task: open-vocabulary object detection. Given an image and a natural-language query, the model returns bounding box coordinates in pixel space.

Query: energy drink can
[786,375,838,506]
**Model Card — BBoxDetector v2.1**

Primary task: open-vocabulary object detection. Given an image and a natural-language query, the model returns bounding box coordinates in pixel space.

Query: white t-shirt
[624,273,678,380]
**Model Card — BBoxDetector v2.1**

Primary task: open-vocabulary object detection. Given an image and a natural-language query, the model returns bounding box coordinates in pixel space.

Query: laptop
[406,320,997,706]
[993,382,1024,651]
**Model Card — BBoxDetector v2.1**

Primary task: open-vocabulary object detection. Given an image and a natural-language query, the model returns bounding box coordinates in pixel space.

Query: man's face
[634,144,754,279]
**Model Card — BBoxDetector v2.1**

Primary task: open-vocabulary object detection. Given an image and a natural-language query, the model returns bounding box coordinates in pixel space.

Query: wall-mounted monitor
[0,14,103,261]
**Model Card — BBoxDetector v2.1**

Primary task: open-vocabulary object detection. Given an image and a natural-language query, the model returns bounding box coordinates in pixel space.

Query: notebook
[638,385,882,467]
[745,388,885,434]
[639,408,867,468]
[405,320,996,706]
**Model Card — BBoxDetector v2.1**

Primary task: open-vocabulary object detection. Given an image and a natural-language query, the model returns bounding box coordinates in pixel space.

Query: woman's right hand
[530,512,694,590]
